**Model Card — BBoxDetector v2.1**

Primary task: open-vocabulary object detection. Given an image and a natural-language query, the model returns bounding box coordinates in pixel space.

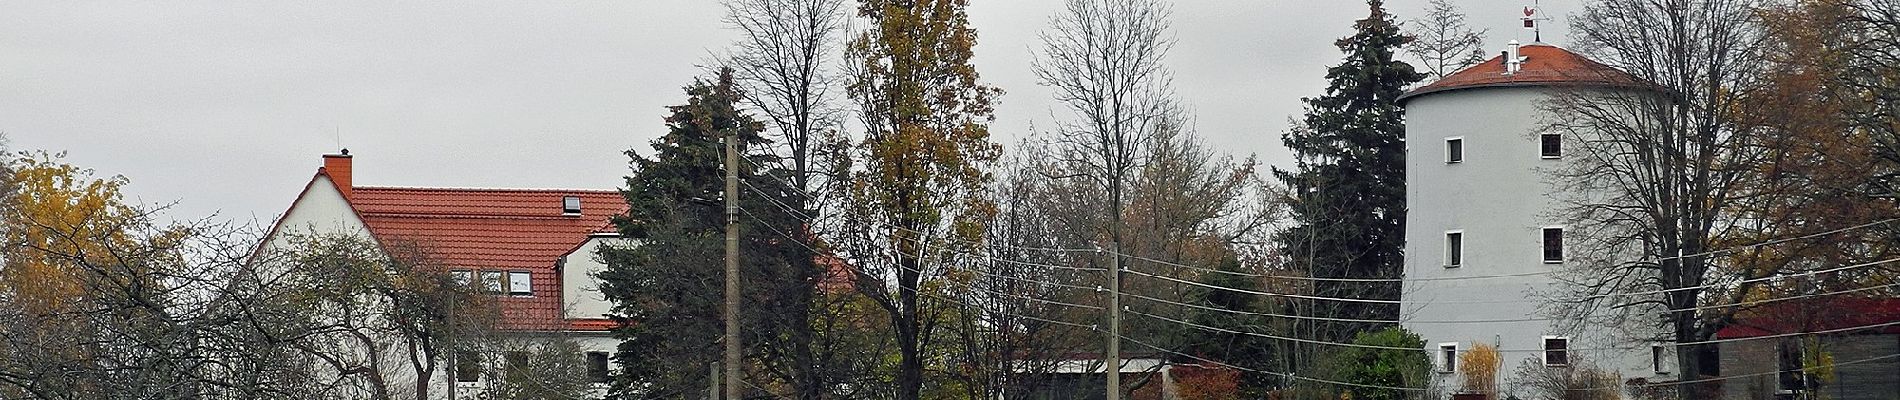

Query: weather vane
[1522,0,1550,43]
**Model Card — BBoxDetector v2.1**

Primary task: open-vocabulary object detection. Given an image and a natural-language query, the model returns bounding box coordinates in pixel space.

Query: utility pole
[710,362,721,400]
[723,125,742,400]
[1106,241,1121,400]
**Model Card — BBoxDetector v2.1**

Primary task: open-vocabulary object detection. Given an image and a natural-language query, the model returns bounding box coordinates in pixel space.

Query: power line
[738,177,1099,255]
[741,201,1900,394]
[1126,286,1900,353]
[1123,256,1900,306]
[1115,330,1431,393]
[741,205,1101,334]
[749,185,1900,325]
[1121,290,1551,325]
[1113,218,1900,283]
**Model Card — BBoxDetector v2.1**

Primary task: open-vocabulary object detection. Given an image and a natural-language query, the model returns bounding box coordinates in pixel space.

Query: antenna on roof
[1521,0,1550,43]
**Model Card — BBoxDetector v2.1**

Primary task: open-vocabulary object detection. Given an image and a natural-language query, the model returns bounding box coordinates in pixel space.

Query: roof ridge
[357,212,615,220]
[353,185,620,194]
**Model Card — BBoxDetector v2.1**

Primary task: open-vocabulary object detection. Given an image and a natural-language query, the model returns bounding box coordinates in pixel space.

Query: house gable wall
[262,174,373,255]
[561,236,633,321]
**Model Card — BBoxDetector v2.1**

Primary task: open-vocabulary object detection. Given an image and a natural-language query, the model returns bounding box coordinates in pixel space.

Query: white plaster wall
[1401,87,1661,395]
[562,236,634,320]
[262,175,372,252]
[446,332,622,400]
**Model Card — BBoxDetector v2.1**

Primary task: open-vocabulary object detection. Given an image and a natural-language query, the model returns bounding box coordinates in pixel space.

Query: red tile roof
[1399,44,1651,102]
[1716,297,1900,339]
[350,187,629,332]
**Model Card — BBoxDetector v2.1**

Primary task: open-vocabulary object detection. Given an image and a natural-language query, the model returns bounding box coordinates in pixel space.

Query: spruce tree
[1271,0,1422,345]
[1180,258,1283,397]
[596,69,817,399]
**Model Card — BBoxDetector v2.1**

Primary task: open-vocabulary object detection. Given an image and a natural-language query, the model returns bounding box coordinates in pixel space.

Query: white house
[1397,42,1667,396]
[261,151,627,398]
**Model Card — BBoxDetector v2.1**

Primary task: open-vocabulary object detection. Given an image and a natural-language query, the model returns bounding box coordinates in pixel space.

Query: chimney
[323,149,353,200]
[1504,40,1526,75]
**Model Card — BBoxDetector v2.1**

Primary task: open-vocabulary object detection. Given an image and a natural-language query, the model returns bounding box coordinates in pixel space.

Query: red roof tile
[350,187,628,332]
[1716,298,1900,339]
[1400,44,1651,102]
[567,318,625,332]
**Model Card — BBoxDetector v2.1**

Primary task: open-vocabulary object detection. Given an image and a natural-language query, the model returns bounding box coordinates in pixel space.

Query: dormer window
[562,196,582,215]
[507,271,532,296]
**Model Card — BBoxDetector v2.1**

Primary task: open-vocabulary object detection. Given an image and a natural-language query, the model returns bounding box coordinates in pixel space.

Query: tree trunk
[896,229,925,400]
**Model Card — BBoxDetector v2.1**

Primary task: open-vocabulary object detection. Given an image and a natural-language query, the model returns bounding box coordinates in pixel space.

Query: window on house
[1543,336,1570,367]
[481,271,503,294]
[1542,227,1565,263]
[1446,138,1464,163]
[454,351,481,383]
[562,196,582,215]
[1778,340,1811,394]
[1438,343,1458,373]
[1445,231,1463,268]
[507,271,532,296]
[1541,133,1563,158]
[451,270,472,287]
[505,351,530,381]
[586,352,611,383]
[1653,344,1669,374]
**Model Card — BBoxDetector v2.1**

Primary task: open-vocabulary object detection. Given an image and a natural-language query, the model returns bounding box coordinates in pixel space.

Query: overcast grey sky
[0,1,1577,225]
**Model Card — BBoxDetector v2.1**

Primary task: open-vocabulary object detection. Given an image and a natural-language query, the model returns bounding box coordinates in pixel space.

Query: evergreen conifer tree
[1180,258,1283,397]
[1271,0,1423,345]
[596,69,817,399]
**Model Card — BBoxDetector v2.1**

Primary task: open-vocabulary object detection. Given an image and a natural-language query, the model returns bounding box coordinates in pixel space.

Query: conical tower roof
[1399,44,1651,103]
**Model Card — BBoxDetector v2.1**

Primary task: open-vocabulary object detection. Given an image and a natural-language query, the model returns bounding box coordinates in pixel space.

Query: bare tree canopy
[721,0,848,195]
[1402,0,1486,80]
[1032,0,1179,220]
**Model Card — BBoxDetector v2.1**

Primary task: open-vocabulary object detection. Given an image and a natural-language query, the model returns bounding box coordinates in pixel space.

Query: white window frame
[1437,342,1459,373]
[1445,137,1465,164]
[1542,335,1570,367]
[507,271,533,296]
[1652,344,1671,375]
[1541,226,1565,264]
[450,270,472,287]
[586,351,612,384]
[1444,230,1464,268]
[453,351,483,387]
[481,271,504,294]
[1540,132,1563,159]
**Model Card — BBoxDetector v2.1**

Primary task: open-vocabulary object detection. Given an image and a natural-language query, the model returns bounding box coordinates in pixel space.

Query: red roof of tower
[350,187,629,331]
[1399,44,1651,102]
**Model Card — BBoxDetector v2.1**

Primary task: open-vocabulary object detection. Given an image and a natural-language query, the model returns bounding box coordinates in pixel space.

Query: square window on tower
[1542,227,1565,263]
[1543,336,1570,367]
[1541,133,1563,158]
[1446,138,1464,163]
[1438,343,1458,373]
[1445,231,1464,268]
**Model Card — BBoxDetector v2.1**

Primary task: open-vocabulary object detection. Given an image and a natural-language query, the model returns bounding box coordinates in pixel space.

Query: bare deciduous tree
[1544,0,1768,396]
[722,0,847,196]
[1033,0,1178,246]
[1403,0,1487,80]
[718,3,850,398]
[1031,1,1177,393]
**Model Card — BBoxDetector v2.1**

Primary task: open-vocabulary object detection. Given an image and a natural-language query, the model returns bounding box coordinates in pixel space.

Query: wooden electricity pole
[723,125,742,400]
[1106,241,1121,400]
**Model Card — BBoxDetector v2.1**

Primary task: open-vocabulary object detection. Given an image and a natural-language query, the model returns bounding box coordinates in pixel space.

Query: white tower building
[1398,43,1667,396]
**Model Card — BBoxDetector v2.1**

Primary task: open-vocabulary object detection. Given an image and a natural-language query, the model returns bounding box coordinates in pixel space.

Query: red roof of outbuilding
[1399,44,1651,102]
[350,187,629,332]
[1715,298,1900,339]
